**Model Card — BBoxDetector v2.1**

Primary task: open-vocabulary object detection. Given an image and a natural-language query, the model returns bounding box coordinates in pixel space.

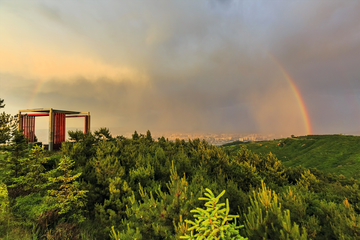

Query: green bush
[1,128,360,239]
[181,188,247,240]
[0,181,10,233]
[243,181,308,240]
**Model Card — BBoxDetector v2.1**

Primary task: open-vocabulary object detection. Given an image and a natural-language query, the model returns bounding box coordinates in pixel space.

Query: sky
[1,0,360,139]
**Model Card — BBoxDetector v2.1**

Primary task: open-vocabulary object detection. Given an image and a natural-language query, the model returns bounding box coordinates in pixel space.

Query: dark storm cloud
[36,76,257,133]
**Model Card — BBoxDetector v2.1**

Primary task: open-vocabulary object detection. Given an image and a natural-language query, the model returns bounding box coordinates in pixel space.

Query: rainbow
[270,56,312,135]
[28,80,44,108]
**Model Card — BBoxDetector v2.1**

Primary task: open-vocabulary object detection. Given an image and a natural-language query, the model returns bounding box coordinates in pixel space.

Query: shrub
[181,188,247,240]
[243,181,308,239]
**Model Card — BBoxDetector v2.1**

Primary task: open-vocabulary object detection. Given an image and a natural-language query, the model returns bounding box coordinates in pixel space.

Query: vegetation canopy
[0,98,359,239]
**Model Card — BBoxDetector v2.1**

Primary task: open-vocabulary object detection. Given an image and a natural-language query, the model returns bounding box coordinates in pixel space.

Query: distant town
[122,132,281,146]
[34,128,282,146]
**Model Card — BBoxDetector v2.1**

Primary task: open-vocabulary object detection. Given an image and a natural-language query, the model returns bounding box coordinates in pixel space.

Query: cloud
[0,43,149,82]
[34,77,252,133]
[1,0,360,136]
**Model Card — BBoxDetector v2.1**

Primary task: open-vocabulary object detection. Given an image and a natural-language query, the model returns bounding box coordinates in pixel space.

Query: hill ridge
[222,134,360,179]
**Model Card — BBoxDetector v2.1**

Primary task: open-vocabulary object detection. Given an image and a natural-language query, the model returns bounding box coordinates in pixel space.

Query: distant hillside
[222,134,360,180]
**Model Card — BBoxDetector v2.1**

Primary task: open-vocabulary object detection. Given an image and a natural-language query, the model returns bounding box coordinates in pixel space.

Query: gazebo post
[87,114,91,133]
[84,114,91,134]
[18,110,22,131]
[49,108,54,151]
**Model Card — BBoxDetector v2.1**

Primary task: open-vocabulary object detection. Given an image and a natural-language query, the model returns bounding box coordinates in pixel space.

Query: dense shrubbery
[181,188,247,240]
[223,134,360,180]
[1,99,360,239]
[1,128,360,239]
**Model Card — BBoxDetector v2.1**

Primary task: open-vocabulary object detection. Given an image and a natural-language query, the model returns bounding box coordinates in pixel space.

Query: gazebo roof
[19,108,88,115]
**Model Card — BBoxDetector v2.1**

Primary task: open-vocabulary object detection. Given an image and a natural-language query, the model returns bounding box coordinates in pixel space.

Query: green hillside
[222,134,360,180]
[1,131,360,239]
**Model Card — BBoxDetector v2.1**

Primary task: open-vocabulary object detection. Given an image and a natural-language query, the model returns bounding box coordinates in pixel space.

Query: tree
[94,127,112,141]
[0,98,17,144]
[0,98,4,108]
[132,130,139,140]
[0,181,13,238]
[68,130,85,142]
[114,162,196,239]
[47,156,88,223]
[243,181,308,239]
[145,130,153,142]
[0,129,28,197]
[181,189,247,240]
[10,145,50,192]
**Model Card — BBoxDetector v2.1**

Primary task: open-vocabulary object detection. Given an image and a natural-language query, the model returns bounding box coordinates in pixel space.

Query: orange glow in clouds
[0,46,148,82]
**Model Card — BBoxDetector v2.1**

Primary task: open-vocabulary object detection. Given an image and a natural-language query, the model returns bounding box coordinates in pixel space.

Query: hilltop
[1,130,360,239]
[222,134,360,179]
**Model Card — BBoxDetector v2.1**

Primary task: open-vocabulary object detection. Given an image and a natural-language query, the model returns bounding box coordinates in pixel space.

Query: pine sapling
[181,188,247,240]
[47,156,88,223]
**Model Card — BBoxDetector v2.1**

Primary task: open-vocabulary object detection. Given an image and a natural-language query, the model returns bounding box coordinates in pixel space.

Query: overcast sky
[1,0,360,138]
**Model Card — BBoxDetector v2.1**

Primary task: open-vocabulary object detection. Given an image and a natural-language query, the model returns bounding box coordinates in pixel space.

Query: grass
[222,134,360,180]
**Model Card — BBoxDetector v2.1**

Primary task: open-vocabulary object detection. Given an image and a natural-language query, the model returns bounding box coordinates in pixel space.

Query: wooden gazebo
[18,108,90,151]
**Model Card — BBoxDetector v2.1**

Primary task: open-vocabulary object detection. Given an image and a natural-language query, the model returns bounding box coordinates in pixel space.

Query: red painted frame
[21,113,89,143]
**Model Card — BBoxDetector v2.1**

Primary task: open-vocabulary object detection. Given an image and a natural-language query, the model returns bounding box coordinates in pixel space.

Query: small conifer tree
[0,181,9,219]
[0,98,17,144]
[47,156,88,223]
[0,182,10,236]
[0,130,28,197]
[145,130,153,142]
[109,162,196,239]
[181,188,247,240]
[132,131,139,140]
[243,181,308,239]
[10,145,49,192]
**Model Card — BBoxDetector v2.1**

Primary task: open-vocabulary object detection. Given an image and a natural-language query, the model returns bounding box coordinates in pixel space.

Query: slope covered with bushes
[223,134,360,180]
[1,129,360,239]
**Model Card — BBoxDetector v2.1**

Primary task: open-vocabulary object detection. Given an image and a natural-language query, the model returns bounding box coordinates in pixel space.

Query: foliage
[94,127,113,141]
[181,188,247,240]
[47,155,88,223]
[111,162,196,239]
[223,134,360,179]
[1,125,360,239]
[0,130,29,197]
[0,181,35,240]
[243,181,308,239]
[68,130,86,142]
[11,145,50,192]
[0,181,9,226]
[0,98,17,144]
